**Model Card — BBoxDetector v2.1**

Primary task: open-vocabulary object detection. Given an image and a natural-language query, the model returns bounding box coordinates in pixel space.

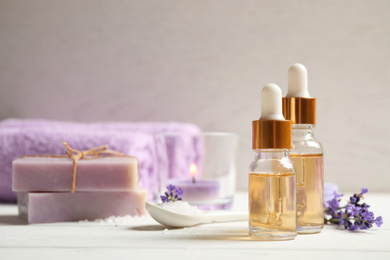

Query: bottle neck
[292,124,315,140]
[253,149,290,159]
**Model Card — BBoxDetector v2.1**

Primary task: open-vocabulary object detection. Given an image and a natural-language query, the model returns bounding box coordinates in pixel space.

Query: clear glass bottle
[290,124,324,234]
[249,83,296,241]
[249,149,297,240]
[282,63,324,234]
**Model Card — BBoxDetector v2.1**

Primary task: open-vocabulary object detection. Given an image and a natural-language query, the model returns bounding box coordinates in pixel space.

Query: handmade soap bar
[13,157,139,192]
[18,190,147,223]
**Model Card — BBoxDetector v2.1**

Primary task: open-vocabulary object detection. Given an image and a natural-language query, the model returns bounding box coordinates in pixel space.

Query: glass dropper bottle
[282,64,324,234]
[249,83,296,241]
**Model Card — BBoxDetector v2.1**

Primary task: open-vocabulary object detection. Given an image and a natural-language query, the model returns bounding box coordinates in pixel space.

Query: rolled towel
[0,119,201,202]
[0,119,200,134]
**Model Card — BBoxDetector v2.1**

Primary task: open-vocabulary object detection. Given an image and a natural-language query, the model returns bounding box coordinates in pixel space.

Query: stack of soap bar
[13,157,147,223]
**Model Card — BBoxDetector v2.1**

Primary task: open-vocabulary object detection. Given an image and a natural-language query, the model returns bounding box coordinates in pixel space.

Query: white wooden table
[1,192,389,260]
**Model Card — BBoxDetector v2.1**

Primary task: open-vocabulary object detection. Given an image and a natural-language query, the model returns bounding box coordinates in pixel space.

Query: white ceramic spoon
[146,202,248,228]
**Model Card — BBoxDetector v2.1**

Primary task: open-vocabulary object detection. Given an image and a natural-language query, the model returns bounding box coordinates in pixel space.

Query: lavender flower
[375,216,383,227]
[160,185,184,203]
[324,187,383,231]
[333,190,344,198]
[328,198,340,212]
[176,188,184,197]
[167,184,176,192]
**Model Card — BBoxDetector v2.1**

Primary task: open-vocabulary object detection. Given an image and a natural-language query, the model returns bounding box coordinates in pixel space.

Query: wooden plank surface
[0,192,389,260]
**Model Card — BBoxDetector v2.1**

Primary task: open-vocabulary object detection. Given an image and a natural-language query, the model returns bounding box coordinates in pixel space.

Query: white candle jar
[154,132,238,210]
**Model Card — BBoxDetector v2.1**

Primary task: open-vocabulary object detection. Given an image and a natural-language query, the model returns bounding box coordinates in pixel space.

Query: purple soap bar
[13,157,139,192]
[18,190,147,223]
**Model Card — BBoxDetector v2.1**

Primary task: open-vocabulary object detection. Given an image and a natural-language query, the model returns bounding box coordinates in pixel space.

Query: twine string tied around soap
[63,142,136,193]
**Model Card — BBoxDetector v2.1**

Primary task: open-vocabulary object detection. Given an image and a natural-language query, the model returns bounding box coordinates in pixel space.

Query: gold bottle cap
[282,97,316,124]
[252,84,292,150]
[282,64,316,124]
[252,120,292,149]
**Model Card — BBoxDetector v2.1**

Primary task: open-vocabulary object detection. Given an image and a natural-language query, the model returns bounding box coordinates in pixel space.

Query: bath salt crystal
[79,214,155,226]
[160,201,203,215]
[183,227,199,234]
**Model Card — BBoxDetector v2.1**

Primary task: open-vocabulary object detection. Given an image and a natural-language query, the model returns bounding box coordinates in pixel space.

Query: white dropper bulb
[260,83,285,120]
[287,63,311,97]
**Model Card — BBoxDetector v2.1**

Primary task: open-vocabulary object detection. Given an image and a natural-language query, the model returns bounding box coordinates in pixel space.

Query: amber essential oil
[290,153,324,233]
[250,83,296,240]
[249,172,296,240]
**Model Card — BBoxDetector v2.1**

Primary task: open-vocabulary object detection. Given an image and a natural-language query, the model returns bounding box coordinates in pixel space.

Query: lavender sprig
[160,185,184,203]
[324,188,383,231]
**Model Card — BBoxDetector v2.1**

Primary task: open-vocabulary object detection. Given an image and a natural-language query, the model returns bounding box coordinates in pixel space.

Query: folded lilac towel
[0,119,200,134]
[0,119,201,202]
